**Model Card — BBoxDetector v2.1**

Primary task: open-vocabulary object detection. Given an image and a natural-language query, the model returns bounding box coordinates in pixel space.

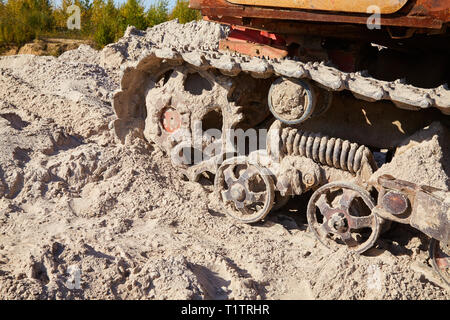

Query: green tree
[170,0,201,24]
[0,1,8,43]
[119,0,147,31]
[93,0,120,47]
[146,0,169,27]
[91,0,106,25]
[0,0,205,50]
[79,0,94,36]
[54,0,93,35]
[0,0,55,45]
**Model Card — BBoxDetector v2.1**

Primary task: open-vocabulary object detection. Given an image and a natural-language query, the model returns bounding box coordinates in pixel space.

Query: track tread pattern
[115,46,450,121]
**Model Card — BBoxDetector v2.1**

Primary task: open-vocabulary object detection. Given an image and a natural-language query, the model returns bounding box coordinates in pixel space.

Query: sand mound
[370,122,449,190]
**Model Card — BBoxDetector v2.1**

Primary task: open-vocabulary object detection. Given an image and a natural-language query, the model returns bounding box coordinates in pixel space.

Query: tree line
[0,0,201,48]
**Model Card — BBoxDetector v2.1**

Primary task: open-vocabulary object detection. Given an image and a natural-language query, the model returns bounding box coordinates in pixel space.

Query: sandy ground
[2,38,93,57]
[0,20,448,300]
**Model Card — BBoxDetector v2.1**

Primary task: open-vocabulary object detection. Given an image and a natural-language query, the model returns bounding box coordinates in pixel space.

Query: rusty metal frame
[226,0,409,14]
[219,26,289,59]
[190,0,449,30]
[373,175,449,243]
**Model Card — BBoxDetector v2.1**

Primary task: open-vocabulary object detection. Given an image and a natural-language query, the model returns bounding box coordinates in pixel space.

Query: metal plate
[411,191,449,243]
[226,0,409,14]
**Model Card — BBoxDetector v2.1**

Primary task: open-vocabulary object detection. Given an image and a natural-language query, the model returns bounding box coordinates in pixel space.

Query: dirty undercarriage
[112,0,450,287]
[112,44,449,286]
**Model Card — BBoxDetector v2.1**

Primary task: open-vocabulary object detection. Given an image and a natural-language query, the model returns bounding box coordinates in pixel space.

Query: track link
[114,46,450,130]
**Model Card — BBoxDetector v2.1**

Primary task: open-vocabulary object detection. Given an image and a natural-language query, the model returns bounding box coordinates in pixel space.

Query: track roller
[268,77,332,125]
[307,181,382,254]
[215,157,275,224]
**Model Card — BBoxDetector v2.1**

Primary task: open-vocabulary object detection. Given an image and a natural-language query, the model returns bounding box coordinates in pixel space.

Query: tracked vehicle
[113,0,449,285]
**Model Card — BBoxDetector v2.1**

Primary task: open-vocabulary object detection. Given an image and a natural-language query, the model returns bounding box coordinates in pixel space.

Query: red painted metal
[327,50,357,73]
[162,108,182,133]
[219,27,289,59]
[191,0,448,30]
[227,26,287,47]
[219,39,289,59]
[436,256,449,269]
[207,16,389,41]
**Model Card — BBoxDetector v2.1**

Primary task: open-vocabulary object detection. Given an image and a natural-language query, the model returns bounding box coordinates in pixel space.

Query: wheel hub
[306,182,380,254]
[215,157,275,224]
[268,78,316,125]
[329,212,349,233]
[230,184,246,202]
[161,108,182,133]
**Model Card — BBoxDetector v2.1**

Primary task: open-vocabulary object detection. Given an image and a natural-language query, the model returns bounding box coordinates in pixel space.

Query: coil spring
[279,127,375,175]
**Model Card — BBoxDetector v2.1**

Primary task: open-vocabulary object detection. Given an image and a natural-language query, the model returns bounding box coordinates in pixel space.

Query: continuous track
[114,45,450,126]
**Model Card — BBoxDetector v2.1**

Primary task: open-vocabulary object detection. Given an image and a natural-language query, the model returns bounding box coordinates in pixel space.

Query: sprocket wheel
[307,181,381,254]
[429,239,449,286]
[215,157,275,224]
[144,66,232,163]
[143,66,273,176]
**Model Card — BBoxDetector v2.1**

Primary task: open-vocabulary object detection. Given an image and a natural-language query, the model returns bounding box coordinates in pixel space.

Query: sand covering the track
[0,20,448,299]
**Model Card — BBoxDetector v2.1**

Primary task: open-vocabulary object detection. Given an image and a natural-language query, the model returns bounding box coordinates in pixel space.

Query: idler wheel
[215,157,275,224]
[307,182,381,254]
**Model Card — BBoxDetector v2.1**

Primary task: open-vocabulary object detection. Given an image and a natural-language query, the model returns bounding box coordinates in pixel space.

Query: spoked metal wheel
[429,239,449,286]
[215,157,275,224]
[307,182,381,254]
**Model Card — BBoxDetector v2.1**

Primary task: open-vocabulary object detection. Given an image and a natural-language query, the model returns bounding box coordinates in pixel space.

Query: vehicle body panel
[227,0,409,14]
